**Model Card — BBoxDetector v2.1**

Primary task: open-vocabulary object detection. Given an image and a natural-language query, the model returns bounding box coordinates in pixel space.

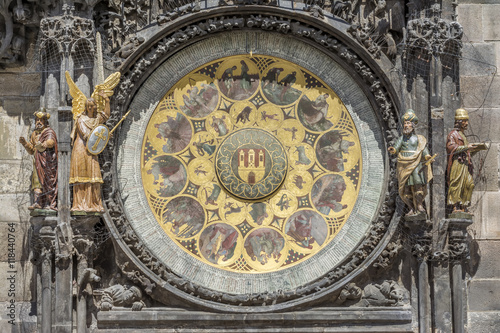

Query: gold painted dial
[141,54,362,273]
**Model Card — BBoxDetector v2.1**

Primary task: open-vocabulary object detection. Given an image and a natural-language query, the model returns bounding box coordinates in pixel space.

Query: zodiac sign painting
[141,54,362,273]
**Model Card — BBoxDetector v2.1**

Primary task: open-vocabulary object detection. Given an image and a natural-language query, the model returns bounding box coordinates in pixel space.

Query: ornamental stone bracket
[404,218,433,262]
[447,218,474,263]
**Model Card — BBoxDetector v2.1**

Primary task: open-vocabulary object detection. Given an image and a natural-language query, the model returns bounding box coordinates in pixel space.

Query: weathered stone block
[468,312,500,333]
[1,97,40,116]
[0,194,30,223]
[0,160,31,195]
[0,301,37,333]
[460,0,500,3]
[468,279,500,311]
[0,261,33,302]
[460,43,496,77]
[483,5,500,41]
[0,74,40,97]
[460,76,500,108]
[0,222,30,262]
[468,108,500,143]
[495,42,500,70]
[472,240,500,278]
[457,5,483,43]
[479,191,500,239]
[0,110,32,160]
[473,142,498,192]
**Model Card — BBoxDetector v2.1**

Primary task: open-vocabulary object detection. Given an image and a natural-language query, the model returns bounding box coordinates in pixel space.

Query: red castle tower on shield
[237,148,265,184]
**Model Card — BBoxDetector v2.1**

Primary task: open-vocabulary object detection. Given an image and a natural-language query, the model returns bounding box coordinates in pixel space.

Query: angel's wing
[91,72,121,113]
[65,71,87,121]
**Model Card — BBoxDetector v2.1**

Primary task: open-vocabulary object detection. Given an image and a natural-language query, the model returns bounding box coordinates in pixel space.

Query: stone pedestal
[448,218,474,333]
[30,216,57,333]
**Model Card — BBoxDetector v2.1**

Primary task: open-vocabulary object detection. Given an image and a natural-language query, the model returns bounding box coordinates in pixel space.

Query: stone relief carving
[39,4,96,70]
[404,219,432,261]
[334,282,362,305]
[0,0,49,67]
[373,237,402,269]
[338,0,405,60]
[355,280,409,307]
[334,280,409,307]
[118,261,156,295]
[157,0,201,24]
[77,268,101,296]
[94,0,153,66]
[98,284,145,311]
[405,4,463,56]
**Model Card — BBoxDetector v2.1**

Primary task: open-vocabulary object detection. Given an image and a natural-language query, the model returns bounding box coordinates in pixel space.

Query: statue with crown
[388,110,434,220]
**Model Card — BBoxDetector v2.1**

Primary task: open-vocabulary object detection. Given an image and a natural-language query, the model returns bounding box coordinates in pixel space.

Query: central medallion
[216,128,288,200]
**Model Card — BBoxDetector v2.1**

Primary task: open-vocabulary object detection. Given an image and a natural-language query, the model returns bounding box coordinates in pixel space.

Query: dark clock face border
[110,23,396,310]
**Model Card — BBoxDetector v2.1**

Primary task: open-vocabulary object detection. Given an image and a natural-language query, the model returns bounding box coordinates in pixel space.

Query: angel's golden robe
[69,113,107,212]
[65,70,120,213]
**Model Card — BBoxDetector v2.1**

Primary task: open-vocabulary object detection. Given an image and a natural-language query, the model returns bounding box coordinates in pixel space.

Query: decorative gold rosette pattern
[141,55,362,273]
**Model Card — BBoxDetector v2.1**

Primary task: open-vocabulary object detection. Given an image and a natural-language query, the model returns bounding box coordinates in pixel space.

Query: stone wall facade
[0,0,498,332]
[457,1,500,331]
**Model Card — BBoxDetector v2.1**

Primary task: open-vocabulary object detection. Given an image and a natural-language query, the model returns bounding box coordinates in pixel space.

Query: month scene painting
[141,55,362,273]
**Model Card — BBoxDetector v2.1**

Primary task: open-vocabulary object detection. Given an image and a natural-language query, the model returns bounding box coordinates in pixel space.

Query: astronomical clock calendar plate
[141,54,362,273]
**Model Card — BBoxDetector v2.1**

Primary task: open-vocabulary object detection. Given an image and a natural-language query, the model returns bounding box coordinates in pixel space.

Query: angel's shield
[87,125,110,155]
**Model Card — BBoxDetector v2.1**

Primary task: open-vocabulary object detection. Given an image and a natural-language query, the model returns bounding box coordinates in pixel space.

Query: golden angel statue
[65,70,121,213]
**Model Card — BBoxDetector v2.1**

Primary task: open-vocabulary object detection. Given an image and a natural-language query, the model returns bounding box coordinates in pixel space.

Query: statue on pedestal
[388,110,433,219]
[446,108,489,217]
[19,109,58,211]
[65,71,121,213]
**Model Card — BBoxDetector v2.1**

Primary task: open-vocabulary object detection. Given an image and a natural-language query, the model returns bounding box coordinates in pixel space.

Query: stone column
[73,216,100,333]
[430,108,453,333]
[405,219,432,333]
[54,106,74,333]
[448,218,473,333]
[30,216,57,333]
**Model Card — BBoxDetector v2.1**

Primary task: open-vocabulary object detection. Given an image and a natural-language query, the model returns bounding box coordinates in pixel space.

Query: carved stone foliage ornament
[101,13,399,310]
[405,4,463,56]
[40,4,95,56]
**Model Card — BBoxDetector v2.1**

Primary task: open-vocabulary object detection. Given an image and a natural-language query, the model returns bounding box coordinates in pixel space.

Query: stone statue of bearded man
[389,110,433,218]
